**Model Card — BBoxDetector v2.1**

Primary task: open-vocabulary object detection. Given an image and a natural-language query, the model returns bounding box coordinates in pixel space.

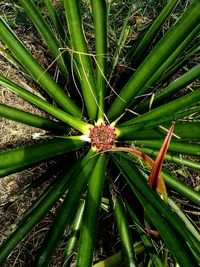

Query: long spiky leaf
[90,0,107,122]
[0,149,94,265]
[36,152,98,266]
[0,138,83,173]
[130,0,180,65]
[76,155,106,267]
[18,0,70,79]
[64,0,98,120]
[112,155,200,265]
[0,74,91,133]
[107,0,200,120]
[0,17,81,117]
[0,102,63,131]
[111,191,138,267]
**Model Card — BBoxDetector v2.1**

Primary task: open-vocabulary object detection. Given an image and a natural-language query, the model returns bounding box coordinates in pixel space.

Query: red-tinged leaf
[148,123,175,200]
[111,147,164,196]
[110,122,174,201]
[144,228,160,239]
[111,147,155,168]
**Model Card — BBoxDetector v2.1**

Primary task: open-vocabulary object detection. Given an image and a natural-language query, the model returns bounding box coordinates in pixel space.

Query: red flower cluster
[89,123,116,150]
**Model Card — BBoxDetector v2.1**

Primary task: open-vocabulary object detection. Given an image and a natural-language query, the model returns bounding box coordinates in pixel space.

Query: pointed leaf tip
[148,122,175,199]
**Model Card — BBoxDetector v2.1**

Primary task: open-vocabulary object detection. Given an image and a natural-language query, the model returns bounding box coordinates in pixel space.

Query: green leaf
[76,155,107,267]
[112,192,138,267]
[126,201,163,267]
[64,0,98,120]
[62,201,85,267]
[112,154,200,266]
[138,63,200,112]
[140,147,200,170]
[93,242,144,267]
[168,198,200,243]
[163,170,200,205]
[107,0,200,120]
[90,0,107,121]
[130,0,180,65]
[134,23,200,103]
[0,17,81,117]
[119,89,200,127]
[0,149,94,265]
[44,0,66,43]
[159,43,200,84]
[117,121,200,141]
[134,140,200,156]
[0,102,63,131]
[19,0,70,79]
[0,138,83,174]
[35,152,98,266]
[0,74,91,133]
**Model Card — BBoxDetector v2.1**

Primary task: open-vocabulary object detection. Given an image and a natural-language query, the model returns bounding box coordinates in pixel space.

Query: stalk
[64,0,98,120]
[0,17,81,117]
[76,155,107,267]
[107,0,200,120]
[90,0,107,122]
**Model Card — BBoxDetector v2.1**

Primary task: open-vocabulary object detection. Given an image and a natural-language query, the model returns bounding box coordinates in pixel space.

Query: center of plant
[89,123,116,151]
